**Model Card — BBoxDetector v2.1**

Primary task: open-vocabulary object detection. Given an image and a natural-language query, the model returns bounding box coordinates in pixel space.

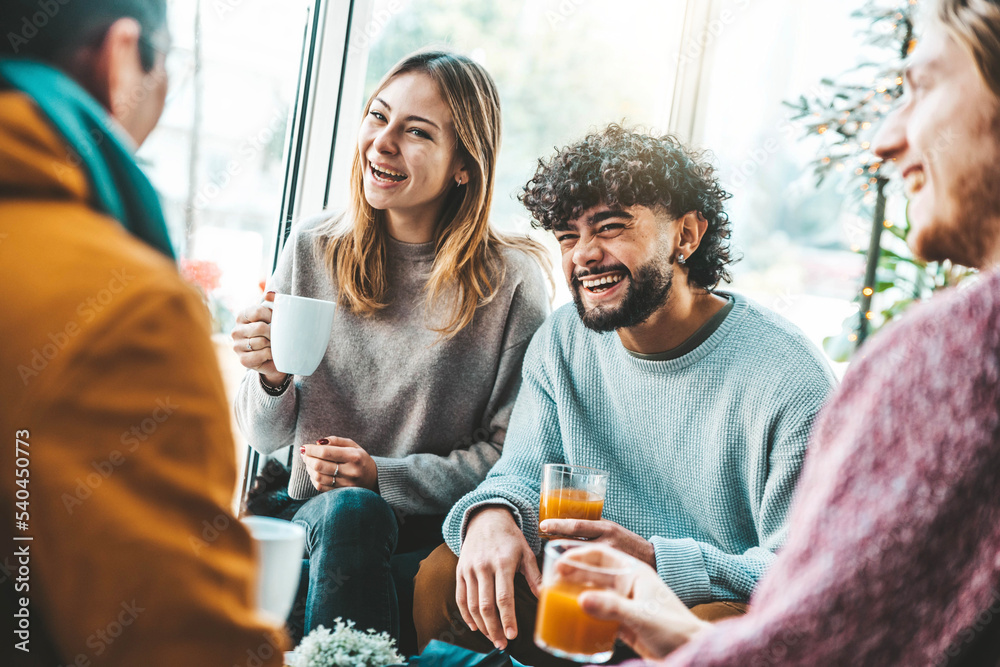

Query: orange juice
[539,488,604,522]
[534,581,620,659]
[539,488,604,527]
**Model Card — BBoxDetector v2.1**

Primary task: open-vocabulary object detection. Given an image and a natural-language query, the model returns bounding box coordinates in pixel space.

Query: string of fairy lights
[787,1,915,194]
[785,0,919,349]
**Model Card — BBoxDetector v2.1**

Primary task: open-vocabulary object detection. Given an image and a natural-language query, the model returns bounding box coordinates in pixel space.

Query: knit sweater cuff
[651,536,712,606]
[250,372,296,410]
[372,456,410,510]
[287,452,319,501]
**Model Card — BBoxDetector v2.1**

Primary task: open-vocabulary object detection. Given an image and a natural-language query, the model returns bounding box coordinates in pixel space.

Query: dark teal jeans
[289,487,442,654]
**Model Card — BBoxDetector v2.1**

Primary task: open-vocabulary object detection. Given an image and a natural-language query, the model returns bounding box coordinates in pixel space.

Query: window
[322,0,870,345]
[141,0,315,317]
[323,0,692,303]
[138,0,316,487]
[693,0,871,374]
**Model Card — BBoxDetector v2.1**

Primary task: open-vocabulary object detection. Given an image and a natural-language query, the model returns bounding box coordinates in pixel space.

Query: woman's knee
[294,487,397,545]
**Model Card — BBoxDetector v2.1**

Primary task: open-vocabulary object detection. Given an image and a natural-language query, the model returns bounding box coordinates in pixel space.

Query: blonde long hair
[316,50,549,338]
[935,0,1000,98]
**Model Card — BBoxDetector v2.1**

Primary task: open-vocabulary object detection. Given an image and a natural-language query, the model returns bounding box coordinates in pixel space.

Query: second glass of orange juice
[539,464,608,539]
[534,540,632,663]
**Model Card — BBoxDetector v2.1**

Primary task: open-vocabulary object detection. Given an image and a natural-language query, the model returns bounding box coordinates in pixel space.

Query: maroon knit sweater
[654,269,1000,666]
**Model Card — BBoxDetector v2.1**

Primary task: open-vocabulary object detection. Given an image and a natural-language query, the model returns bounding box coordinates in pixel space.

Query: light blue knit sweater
[443,294,836,605]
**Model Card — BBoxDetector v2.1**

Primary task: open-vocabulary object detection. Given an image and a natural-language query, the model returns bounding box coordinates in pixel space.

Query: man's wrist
[465,504,517,540]
[469,504,516,525]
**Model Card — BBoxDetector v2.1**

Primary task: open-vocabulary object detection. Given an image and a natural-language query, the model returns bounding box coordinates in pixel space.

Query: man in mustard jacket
[1,2,286,665]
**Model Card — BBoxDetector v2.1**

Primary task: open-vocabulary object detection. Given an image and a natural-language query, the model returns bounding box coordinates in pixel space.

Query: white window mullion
[242,0,376,500]
[295,0,377,219]
[667,0,721,145]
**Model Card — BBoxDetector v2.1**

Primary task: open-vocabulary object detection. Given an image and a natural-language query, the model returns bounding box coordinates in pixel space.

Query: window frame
[240,0,360,500]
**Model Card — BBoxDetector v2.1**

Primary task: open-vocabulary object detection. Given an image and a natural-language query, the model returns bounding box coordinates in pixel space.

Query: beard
[913,107,1000,268]
[572,257,674,332]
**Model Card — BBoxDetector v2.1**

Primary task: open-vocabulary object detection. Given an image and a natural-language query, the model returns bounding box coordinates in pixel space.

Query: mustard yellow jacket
[1,91,286,666]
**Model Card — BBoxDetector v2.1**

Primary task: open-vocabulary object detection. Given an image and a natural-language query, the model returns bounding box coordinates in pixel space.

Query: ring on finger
[333,463,340,480]
[246,338,252,351]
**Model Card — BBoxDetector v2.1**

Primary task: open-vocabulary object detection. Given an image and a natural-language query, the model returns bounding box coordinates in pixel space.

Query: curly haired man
[509,2,1000,665]
[412,124,836,666]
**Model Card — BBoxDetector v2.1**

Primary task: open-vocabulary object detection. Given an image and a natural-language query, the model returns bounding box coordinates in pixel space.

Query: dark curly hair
[520,124,736,290]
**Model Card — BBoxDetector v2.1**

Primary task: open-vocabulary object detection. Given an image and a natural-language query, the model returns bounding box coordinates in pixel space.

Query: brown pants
[413,544,748,667]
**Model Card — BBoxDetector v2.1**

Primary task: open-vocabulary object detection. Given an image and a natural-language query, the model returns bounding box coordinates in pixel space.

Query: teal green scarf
[0,59,175,259]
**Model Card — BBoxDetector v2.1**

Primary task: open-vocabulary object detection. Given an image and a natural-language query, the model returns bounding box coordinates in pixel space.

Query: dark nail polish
[299,446,306,454]
[317,438,329,445]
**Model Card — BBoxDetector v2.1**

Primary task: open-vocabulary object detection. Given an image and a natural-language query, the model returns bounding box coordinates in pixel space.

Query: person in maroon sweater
[562,1,1000,665]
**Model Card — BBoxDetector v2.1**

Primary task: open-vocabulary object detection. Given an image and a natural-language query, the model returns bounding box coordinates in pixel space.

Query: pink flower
[180,259,223,293]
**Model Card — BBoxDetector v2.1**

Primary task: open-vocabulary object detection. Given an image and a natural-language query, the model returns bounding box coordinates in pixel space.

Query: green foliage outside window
[785,0,974,362]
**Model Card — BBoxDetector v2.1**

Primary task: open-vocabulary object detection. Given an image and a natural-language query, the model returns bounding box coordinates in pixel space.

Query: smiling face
[555,204,677,331]
[873,22,1000,268]
[357,71,468,227]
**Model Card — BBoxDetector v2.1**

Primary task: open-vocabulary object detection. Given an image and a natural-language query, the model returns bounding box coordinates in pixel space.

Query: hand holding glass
[539,463,608,539]
[534,540,633,663]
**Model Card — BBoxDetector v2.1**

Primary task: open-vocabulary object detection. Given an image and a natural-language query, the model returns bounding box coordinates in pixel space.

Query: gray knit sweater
[444,296,836,604]
[234,217,550,514]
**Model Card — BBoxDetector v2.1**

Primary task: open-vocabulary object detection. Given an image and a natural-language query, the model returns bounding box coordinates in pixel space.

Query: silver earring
[456,179,465,187]
[678,254,686,265]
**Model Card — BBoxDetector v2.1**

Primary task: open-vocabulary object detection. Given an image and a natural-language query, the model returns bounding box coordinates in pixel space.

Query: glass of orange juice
[534,540,632,663]
[539,463,608,539]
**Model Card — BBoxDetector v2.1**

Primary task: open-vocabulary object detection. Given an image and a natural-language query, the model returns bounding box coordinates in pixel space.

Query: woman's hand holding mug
[233,291,288,387]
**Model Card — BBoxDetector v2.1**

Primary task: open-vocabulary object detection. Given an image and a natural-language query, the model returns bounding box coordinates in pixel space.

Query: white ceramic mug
[241,516,306,623]
[264,293,336,376]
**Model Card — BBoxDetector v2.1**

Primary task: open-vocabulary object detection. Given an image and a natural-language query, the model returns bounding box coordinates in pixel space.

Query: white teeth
[581,274,625,289]
[370,162,407,180]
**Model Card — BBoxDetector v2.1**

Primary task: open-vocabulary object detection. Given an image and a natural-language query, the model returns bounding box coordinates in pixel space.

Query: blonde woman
[232,51,550,645]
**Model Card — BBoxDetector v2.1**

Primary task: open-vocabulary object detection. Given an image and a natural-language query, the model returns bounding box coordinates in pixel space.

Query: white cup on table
[263,293,336,377]
[240,516,306,624]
